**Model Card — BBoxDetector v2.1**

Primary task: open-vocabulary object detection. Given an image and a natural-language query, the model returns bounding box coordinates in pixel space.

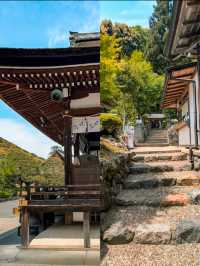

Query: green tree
[100,19,113,35]
[146,0,173,74]
[101,20,149,57]
[117,51,164,117]
[100,34,121,106]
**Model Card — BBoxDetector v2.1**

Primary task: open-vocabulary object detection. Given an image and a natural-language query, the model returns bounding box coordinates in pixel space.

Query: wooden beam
[187,1,200,7]
[69,107,101,116]
[179,32,200,40]
[171,67,196,78]
[21,207,29,248]
[64,115,72,186]
[183,19,200,25]
[166,87,186,93]
[83,212,90,248]
[167,83,186,89]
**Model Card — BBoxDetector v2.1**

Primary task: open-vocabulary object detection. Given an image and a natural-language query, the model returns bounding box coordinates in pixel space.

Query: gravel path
[101,243,200,266]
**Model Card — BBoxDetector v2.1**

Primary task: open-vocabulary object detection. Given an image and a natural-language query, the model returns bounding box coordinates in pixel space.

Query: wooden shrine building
[162,0,200,147]
[0,32,100,248]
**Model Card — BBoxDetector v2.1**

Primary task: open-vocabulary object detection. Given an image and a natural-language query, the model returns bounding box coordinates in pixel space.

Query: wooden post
[63,115,72,186]
[21,207,29,248]
[64,212,73,225]
[83,212,90,248]
[196,44,200,147]
[74,134,80,157]
[39,212,45,232]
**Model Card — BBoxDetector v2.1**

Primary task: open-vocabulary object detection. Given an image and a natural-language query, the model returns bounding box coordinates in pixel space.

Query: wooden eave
[162,63,196,109]
[166,0,200,59]
[0,47,100,145]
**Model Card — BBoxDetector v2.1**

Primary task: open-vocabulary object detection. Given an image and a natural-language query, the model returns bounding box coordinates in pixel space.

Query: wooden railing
[19,183,100,201]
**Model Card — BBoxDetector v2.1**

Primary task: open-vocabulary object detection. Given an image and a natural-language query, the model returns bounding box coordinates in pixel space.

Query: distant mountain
[0,137,64,198]
[0,137,44,162]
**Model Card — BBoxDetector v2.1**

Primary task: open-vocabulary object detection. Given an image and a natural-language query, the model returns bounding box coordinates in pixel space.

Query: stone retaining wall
[101,152,133,211]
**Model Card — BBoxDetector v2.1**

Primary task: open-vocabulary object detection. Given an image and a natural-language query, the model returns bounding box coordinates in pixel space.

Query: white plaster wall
[176,70,200,146]
[178,125,190,145]
[189,81,196,145]
[178,71,199,146]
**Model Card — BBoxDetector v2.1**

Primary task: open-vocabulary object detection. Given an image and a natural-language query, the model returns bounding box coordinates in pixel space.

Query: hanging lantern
[51,89,63,102]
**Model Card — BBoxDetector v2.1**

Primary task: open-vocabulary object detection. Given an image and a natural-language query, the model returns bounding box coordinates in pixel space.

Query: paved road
[0,200,19,240]
[0,200,18,218]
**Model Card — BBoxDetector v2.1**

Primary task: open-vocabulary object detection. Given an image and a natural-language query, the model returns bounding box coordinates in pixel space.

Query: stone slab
[134,223,171,244]
[116,187,195,207]
[29,223,100,250]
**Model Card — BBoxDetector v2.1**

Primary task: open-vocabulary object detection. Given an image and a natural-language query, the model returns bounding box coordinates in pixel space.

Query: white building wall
[178,71,200,146]
[178,126,190,145]
[189,81,196,145]
[194,72,200,145]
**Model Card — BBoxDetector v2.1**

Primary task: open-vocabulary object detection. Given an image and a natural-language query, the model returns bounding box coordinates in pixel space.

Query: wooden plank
[83,212,90,248]
[21,207,30,248]
[27,203,99,213]
[68,184,100,189]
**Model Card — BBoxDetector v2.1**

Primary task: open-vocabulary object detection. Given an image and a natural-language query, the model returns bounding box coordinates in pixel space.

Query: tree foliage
[0,138,64,198]
[100,34,120,105]
[101,20,149,57]
[100,14,165,126]
[146,0,173,74]
[117,51,164,117]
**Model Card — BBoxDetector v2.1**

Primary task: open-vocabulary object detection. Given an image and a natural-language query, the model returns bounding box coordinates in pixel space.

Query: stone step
[145,136,168,140]
[115,186,200,207]
[145,140,169,144]
[101,243,200,265]
[148,132,168,135]
[145,138,168,142]
[148,135,168,138]
[136,143,169,147]
[124,171,200,189]
[134,147,182,155]
[132,152,187,162]
[103,205,200,245]
[129,161,191,174]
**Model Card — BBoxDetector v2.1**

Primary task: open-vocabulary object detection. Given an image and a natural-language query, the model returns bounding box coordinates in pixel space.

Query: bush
[0,189,13,199]
[100,113,122,136]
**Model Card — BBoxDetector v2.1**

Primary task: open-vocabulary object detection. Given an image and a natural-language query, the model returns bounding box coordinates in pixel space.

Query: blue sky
[0,1,154,158]
[100,1,155,27]
[0,1,99,158]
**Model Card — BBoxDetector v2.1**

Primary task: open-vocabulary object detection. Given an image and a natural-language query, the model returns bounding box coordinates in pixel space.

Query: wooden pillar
[39,212,45,232]
[21,207,29,248]
[83,212,90,248]
[64,212,73,225]
[64,115,72,186]
[196,44,200,147]
[74,134,80,157]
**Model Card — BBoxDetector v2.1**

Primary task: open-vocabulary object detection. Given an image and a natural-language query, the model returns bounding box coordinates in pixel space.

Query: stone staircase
[137,129,169,147]
[103,147,200,247]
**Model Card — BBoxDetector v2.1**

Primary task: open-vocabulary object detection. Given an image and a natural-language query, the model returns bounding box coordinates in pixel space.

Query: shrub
[100,113,122,136]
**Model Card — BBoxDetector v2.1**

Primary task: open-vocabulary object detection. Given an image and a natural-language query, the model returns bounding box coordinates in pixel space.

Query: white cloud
[47,28,67,48]
[0,118,57,158]
[80,3,99,33]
